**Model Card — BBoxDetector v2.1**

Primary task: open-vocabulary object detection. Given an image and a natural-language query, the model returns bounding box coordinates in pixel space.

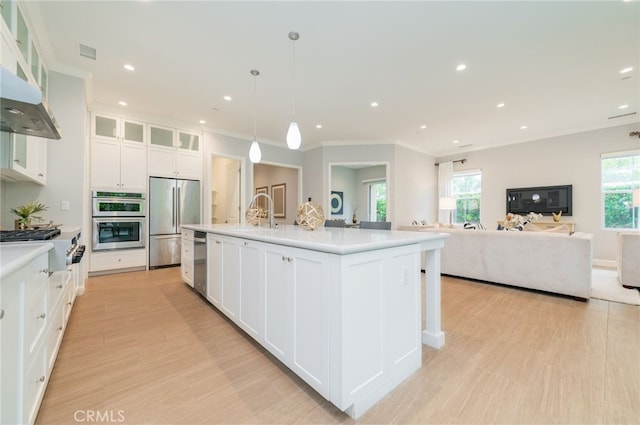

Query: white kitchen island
[181,224,448,419]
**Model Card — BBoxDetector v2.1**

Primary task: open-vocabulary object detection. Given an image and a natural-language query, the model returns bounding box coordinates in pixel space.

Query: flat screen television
[506,185,573,216]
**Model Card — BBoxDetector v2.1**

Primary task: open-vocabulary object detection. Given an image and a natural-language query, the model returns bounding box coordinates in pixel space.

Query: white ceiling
[26,0,639,157]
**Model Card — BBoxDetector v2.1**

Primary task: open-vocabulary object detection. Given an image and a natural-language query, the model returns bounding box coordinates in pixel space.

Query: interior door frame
[208,152,246,225]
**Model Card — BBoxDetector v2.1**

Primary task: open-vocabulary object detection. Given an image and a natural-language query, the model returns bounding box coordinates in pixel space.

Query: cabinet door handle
[244,242,249,246]
[36,376,45,383]
[57,326,63,331]
[40,268,49,274]
[38,173,44,177]
[0,309,4,320]
[37,313,46,319]
[57,284,63,289]
[215,241,221,245]
[13,159,21,163]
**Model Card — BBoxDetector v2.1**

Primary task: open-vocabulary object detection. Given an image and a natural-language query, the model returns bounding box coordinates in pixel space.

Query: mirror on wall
[329,163,388,225]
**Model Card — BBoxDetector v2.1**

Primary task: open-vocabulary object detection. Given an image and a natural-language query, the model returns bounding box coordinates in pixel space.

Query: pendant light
[249,69,262,163]
[286,31,301,150]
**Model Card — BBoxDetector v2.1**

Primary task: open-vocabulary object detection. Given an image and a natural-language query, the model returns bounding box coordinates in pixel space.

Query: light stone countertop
[0,243,54,280]
[181,224,448,255]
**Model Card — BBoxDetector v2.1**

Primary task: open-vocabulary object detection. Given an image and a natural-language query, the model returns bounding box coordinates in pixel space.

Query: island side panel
[333,244,422,418]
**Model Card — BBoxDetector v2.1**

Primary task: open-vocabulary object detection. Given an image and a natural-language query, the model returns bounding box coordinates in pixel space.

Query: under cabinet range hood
[0,65,61,139]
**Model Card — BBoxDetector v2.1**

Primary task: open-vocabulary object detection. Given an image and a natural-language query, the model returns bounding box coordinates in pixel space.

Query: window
[452,170,481,224]
[601,151,640,230]
[367,180,386,221]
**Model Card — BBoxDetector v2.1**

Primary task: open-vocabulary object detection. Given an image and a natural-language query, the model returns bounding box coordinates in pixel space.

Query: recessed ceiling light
[118,101,127,106]
[199,120,206,124]
[520,125,528,130]
[496,103,505,108]
[456,64,467,71]
[223,96,232,101]
[619,104,629,109]
[452,140,459,144]
[420,124,427,129]
[124,64,135,71]
[370,101,379,107]
[315,124,323,129]
[620,67,634,74]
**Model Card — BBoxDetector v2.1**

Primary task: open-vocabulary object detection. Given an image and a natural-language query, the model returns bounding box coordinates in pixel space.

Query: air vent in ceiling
[79,44,96,60]
[608,111,636,120]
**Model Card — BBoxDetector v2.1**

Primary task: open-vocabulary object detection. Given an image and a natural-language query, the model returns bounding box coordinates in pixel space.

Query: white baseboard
[593,259,616,269]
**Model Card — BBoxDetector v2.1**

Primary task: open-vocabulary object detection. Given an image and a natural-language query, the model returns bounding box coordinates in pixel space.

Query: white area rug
[591,268,640,306]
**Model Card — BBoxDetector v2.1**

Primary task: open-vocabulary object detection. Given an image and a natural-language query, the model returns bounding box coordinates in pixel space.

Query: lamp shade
[633,188,640,207]
[286,121,301,150]
[249,140,261,163]
[439,196,456,210]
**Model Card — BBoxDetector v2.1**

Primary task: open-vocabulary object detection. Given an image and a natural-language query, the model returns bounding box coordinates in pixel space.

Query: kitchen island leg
[422,249,445,348]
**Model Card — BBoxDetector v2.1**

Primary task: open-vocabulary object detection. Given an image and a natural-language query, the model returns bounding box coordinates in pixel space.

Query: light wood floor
[37,268,639,424]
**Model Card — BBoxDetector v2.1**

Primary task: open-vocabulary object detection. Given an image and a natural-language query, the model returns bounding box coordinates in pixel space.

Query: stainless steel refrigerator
[149,176,201,268]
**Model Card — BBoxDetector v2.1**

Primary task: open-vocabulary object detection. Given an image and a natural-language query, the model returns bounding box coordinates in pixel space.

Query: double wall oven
[92,190,145,251]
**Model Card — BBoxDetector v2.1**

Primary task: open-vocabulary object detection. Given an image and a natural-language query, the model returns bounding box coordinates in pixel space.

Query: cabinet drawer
[182,239,194,259]
[181,229,194,240]
[24,342,47,425]
[90,249,146,272]
[24,291,48,368]
[48,270,71,312]
[46,302,65,372]
[181,262,194,287]
[24,254,49,305]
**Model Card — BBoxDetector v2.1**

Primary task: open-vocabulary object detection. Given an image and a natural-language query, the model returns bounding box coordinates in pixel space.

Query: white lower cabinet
[220,237,241,320]
[238,240,261,339]
[181,230,194,287]
[1,250,77,425]
[263,245,330,397]
[206,233,222,306]
[183,231,421,419]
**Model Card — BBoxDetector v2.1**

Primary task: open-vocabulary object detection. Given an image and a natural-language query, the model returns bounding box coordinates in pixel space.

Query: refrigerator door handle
[177,186,181,226]
[172,186,176,227]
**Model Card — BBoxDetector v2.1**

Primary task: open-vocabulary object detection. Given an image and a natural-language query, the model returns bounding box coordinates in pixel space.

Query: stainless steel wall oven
[92,191,146,251]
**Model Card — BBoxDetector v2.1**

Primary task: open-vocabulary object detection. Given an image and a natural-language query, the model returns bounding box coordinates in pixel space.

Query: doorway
[211,155,242,224]
[253,163,301,226]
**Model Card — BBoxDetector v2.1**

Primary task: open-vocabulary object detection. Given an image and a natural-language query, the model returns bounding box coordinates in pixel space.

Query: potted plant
[10,201,48,229]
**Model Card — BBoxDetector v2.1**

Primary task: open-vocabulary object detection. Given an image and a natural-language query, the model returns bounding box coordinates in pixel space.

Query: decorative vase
[552,211,562,222]
[352,213,357,224]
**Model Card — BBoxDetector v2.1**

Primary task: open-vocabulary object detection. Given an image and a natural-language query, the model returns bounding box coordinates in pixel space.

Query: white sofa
[617,232,640,288]
[424,228,593,300]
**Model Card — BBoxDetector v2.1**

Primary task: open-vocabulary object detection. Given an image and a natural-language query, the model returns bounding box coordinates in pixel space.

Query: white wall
[1,72,88,233]
[436,123,639,262]
[394,145,437,227]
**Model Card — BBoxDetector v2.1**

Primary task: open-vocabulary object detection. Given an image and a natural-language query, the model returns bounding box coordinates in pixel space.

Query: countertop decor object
[296,200,324,230]
[10,201,48,229]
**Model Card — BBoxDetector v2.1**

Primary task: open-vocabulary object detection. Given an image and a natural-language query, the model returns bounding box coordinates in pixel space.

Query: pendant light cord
[291,38,296,120]
[253,72,257,140]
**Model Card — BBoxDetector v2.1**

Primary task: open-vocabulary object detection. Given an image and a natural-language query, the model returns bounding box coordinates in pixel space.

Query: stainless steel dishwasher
[193,231,207,297]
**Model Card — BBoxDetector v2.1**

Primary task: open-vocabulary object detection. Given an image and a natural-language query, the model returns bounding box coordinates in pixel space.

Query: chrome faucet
[249,192,275,229]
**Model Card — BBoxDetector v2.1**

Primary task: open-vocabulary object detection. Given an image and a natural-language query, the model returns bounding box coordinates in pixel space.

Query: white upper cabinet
[1,0,13,32]
[92,113,145,143]
[148,126,201,179]
[0,131,47,185]
[90,113,147,191]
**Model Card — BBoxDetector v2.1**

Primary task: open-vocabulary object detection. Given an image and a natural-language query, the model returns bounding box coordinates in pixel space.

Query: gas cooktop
[0,228,61,242]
